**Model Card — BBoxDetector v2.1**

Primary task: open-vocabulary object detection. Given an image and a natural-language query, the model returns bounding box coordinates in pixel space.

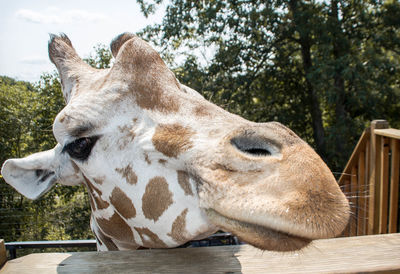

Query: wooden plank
[0,240,6,268]
[357,150,366,236]
[342,179,351,237]
[350,166,358,236]
[1,234,400,274]
[373,135,383,234]
[338,128,370,184]
[375,128,400,140]
[389,139,399,233]
[368,121,389,235]
[379,137,390,234]
[368,124,377,234]
[369,132,378,234]
[365,138,370,234]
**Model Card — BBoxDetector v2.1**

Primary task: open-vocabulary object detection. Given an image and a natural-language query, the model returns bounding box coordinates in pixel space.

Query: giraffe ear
[1,145,84,200]
[48,33,91,102]
[110,33,179,91]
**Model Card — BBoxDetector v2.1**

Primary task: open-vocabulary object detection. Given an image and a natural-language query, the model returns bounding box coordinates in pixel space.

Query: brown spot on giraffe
[84,176,109,210]
[96,229,118,251]
[134,227,168,248]
[96,212,135,243]
[152,123,194,158]
[135,89,180,114]
[118,124,134,135]
[177,171,193,196]
[93,194,109,210]
[110,187,136,219]
[142,176,173,222]
[71,161,80,173]
[158,159,167,165]
[118,124,136,149]
[115,164,138,185]
[93,177,104,185]
[144,153,151,165]
[58,113,74,125]
[167,208,190,243]
[194,104,211,117]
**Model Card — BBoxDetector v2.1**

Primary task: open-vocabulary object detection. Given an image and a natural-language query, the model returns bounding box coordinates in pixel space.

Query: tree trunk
[288,0,327,158]
[331,0,348,166]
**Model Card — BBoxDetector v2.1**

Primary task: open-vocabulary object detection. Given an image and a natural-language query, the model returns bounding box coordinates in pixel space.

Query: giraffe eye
[63,136,99,161]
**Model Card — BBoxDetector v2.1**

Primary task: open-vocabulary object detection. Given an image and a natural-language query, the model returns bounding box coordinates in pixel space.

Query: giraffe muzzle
[194,122,350,251]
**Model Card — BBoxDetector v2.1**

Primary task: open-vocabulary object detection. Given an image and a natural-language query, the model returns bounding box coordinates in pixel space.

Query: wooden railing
[338,120,400,236]
[2,234,400,273]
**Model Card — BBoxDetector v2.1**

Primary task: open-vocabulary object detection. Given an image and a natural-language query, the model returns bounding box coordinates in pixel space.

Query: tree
[137,0,400,172]
[83,44,113,69]
[0,44,113,244]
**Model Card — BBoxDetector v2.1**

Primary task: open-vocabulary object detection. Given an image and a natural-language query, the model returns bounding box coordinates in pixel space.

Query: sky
[0,0,165,82]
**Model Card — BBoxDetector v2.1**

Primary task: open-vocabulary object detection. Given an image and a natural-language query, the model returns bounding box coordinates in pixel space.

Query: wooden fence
[338,120,400,236]
[2,234,400,273]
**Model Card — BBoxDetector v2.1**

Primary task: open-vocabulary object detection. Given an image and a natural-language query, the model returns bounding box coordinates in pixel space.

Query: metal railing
[5,232,239,259]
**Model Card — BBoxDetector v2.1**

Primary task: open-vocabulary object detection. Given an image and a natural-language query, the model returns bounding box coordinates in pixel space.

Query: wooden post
[343,178,351,237]
[388,139,399,233]
[350,166,358,236]
[364,138,370,235]
[379,137,389,234]
[0,239,6,267]
[368,120,389,234]
[357,150,366,236]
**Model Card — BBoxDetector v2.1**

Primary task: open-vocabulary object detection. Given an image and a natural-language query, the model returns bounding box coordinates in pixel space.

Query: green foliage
[138,0,400,172]
[0,44,112,244]
[0,74,93,243]
[83,44,113,69]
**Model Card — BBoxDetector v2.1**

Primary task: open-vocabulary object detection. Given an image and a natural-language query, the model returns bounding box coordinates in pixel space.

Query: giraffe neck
[83,166,216,250]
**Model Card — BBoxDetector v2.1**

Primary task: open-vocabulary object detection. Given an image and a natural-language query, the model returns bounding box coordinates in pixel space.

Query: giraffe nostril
[242,147,271,156]
[230,136,273,157]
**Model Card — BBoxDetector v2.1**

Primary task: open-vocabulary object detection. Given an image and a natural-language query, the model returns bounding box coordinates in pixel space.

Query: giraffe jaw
[205,209,311,251]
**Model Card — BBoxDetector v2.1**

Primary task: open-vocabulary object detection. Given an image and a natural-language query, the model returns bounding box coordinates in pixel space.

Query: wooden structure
[0,240,6,268]
[338,120,400,236]
[1,234,400,273]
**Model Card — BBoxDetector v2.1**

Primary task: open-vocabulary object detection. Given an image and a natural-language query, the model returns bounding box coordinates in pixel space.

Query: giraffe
[1,33,350,252]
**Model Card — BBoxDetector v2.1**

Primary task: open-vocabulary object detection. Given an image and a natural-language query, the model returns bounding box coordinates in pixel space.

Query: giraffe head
[1,33,349,251]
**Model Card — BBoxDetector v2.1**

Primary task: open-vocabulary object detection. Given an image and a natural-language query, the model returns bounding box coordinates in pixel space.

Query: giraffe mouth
[205,209,311,251]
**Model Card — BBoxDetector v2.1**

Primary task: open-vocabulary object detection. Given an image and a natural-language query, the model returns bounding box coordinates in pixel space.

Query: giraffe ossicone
[1,33,350,251]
